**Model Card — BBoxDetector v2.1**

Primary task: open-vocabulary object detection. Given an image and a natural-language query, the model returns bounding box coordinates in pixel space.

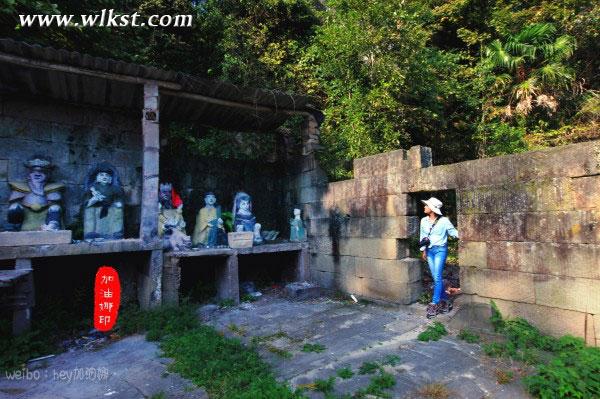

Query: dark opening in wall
[178,258,221,303]
[408,190,460,302]
[238,253,299,293]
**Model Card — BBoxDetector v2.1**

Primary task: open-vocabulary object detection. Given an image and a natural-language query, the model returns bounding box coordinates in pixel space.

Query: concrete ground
[0,335,207,399]
[0,294,531,399]
[207,294,531,399]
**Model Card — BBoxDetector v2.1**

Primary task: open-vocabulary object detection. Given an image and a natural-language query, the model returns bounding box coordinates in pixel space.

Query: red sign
[94,266,120,332]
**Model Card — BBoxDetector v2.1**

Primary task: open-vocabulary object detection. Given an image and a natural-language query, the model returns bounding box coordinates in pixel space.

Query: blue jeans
[426,245,448,304]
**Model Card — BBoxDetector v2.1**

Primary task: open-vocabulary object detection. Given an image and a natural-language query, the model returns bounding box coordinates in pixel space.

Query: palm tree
[483,23,576,116]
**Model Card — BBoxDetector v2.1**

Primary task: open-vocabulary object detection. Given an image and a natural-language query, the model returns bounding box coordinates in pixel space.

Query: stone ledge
[0,238,161,260]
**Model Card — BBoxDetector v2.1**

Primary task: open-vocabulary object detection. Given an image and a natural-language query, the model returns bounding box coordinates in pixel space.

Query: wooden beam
[139,83,160,242]
[161,88,313,117]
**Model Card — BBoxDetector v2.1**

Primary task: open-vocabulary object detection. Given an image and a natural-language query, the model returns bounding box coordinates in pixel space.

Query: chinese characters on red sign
[94,266,120,332]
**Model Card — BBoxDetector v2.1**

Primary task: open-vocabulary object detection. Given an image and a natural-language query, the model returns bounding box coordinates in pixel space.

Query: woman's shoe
[439,299,453,314]
[426,303,439,319]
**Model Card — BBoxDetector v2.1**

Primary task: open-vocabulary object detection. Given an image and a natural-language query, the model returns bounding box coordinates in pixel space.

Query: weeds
[484,301,600,398]
[266,345,293,359]
[382,354,401,366]
[355,370,396,398]
[358,361,382,375]
[313,376,335,394]
[227,323,247,336]
[495,369,514,384]
[218,298,236,308]
[301,343,326,353]
[240,294,258,303]
[457,328,480,343]
[336,367,354,379]
[416,383,451,399]
[118,304,303,398]
[417,322,447,342]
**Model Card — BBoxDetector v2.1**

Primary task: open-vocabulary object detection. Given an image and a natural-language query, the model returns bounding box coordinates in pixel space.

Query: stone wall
[407,140,600,346]
[0,96,143,237]
[297,138,599,345]
[291,136,426,304]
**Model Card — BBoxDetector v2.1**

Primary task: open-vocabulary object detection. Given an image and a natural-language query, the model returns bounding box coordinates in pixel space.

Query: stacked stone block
[0,97,143,234]
[407,140,600,346]
[291,138,426,304]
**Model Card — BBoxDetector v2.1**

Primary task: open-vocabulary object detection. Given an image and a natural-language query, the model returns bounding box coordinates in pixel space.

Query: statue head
[85,161,121,192]
[233,192,252,215]
[160,183,172,202]
[96,171,113,185]
[24,156,53,185]
[204,192,217,206]
[293,208,301,217]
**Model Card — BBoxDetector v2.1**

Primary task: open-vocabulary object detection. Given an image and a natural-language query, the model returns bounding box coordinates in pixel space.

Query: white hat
[421,197,443,215]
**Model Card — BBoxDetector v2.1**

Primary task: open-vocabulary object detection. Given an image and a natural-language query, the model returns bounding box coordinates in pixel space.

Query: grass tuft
[417,322,448,342]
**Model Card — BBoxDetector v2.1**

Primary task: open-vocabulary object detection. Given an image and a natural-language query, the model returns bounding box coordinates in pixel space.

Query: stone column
[138,83,162,308]
[140,83,160,242]
[12,258,34,335]
[216,254,239,305]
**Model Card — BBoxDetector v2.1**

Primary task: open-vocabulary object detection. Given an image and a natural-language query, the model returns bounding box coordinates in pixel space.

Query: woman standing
[419,197,458,319]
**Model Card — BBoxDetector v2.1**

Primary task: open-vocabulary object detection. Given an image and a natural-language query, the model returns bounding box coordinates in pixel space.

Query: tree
[476,23,576,155]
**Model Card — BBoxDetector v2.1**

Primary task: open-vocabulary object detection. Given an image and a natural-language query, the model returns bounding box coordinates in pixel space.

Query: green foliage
[417,322,448,342]
[218,298,236,308]
[489,300,505,332]
[495,369,514,385]
[355,370,396,398]
[313,376,335,394]
[457,329,480,344]
[120,304,303,399]
[382,354,402,366]
[336,367,354,379]
[485,301,600,398]
[358,361,382,375]
[301,343,326,353]
[240,293,258,303]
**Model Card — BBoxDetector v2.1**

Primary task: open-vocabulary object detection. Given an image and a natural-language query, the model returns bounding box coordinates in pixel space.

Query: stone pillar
[162,256,181,306]
[216,254,239,304]
[138,249,163,309]
[295,244,310,281]
[12,258,34,335]
[140,83,160,242]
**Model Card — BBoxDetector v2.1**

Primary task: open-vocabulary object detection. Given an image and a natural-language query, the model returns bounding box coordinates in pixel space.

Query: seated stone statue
[193,192,227,247]
[83,162,124,240]
[159,182,191,251]
[289,208,306,242]
[6,156,64,231]
[233,192,262,245]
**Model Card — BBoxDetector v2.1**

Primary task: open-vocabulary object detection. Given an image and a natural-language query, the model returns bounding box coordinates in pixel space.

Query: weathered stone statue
[232,192,262,245]
[159,182,191,251]
[6,156,64,231]
[83,162,124,240]
[289,208,306,242]
[192,192,227,247]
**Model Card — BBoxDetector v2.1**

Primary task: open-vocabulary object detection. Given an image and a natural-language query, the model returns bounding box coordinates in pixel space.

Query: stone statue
[289,208,306,242]
[232,192,262,245]
[159,182,191,251]
[193,192,227,247]
[83,162,124,240]
[6,156,64,231]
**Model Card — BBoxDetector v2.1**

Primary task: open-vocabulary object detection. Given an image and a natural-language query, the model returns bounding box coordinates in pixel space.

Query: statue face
[294,208,301,217]
[159,186,171,201]
[239,199,250,213]
[96,172,112,185]
[205,194,216,206]
[28,167,47,185]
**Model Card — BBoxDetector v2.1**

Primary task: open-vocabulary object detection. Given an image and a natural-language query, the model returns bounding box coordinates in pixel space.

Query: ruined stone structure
[292,138,600,346]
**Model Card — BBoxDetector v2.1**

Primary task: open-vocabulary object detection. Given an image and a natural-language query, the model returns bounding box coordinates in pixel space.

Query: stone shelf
[0,269,32,288]
[0,238,162,260]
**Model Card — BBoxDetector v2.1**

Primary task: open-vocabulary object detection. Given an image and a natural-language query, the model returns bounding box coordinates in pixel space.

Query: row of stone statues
[5,156,306,248]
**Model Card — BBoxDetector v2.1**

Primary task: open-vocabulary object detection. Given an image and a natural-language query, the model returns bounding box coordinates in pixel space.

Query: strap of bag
[426,217,440,238]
